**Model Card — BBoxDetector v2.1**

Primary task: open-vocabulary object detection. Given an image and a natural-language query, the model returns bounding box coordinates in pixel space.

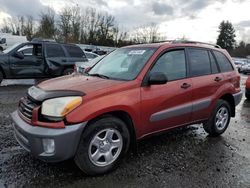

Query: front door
[140,49,193,135]
[9,44,45,78]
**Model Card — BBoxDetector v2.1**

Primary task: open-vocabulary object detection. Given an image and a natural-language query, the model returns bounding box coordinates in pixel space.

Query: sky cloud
[0,0,250,42]
[152,2,173,16]
[0,0,49,19]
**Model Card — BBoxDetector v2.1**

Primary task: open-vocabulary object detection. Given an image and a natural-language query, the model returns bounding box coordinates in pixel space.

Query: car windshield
[2,43,21,54]
[88,47,156,80]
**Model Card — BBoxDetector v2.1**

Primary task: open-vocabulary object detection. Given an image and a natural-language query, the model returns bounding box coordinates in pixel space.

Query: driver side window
[150,50,187,81]
[18,45,33,56]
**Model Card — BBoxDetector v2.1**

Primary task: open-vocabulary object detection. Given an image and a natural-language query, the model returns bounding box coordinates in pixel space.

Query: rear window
[46,44,65,57]
[64,45,84,58]
[213,51,234,72]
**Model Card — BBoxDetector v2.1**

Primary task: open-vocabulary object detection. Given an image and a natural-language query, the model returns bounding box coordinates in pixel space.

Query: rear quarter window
[213,51,234,72]
[46,44,65,57]
[64,45,84,58]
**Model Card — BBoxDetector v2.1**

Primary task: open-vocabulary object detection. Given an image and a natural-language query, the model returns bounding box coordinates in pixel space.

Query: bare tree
[58,8,72,43]
[36,8,57,39]
[71,5,81,43]
[1,19,12,33]
[131,23,161,43]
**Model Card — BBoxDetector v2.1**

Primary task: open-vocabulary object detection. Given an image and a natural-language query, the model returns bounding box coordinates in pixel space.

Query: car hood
[38,74,125,94]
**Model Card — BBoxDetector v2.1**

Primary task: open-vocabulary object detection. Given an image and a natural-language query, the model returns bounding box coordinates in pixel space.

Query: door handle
[214,77,222,82]
[62,59,67,62]
[181,83,191,89]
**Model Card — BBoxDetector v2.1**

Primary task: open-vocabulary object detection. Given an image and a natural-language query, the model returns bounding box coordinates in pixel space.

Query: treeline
[230,41,250,58]
[0,6,162,47]
[216,20,250,58]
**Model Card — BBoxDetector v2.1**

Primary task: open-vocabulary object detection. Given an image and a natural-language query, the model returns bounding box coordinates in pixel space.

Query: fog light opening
[42,138,55,154]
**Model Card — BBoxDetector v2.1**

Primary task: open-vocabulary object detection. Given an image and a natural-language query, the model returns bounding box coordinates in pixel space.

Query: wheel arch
[85,110,137,152]
[219,93,235,117]
[0,65,6,78]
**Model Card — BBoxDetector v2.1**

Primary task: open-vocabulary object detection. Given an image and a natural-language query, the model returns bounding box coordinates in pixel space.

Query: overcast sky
[0,0,250,43]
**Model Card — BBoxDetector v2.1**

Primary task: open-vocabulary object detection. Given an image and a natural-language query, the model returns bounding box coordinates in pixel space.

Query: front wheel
[62,68,74,75]
[203,100,231,137]
[74,116,130,175]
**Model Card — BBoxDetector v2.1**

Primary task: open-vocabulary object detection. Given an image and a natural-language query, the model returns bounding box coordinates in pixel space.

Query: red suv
[246,76,250,100]
[11,41,242,175]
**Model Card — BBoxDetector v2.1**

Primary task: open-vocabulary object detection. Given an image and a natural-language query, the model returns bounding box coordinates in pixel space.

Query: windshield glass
[3,43,21,54]
[88,47,156,80]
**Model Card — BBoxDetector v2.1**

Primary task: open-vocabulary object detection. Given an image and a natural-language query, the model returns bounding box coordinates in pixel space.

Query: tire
[74,115,130,175]
[246,93,250,100]
[203,99,231,137]
[62,68,74,75]
[0,71,3,84]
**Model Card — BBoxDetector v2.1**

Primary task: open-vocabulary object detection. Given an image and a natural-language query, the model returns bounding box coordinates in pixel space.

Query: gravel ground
[0,76,249,188]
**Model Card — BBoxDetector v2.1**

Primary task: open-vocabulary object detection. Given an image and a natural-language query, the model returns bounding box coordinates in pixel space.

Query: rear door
[44,43,67,76]
[187,48,224,122]
[141,49,193,134]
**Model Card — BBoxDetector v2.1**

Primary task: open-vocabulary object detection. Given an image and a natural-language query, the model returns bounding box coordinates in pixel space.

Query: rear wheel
[203,99,231,137]
[74,116,130,175]
[0,71,3,84]
[63,68,74,75]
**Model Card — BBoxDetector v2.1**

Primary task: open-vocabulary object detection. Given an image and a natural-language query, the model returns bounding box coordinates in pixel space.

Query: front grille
[18,97,38,122]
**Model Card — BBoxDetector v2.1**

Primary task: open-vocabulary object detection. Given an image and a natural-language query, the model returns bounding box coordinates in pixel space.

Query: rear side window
[213,51,234,72]
[46,44,65,57]
[64,45,84,57]
[151,50,186,81]
[188,49,211,77]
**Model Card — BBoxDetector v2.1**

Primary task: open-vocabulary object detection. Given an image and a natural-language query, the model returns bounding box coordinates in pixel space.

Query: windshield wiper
[88,73,110,79]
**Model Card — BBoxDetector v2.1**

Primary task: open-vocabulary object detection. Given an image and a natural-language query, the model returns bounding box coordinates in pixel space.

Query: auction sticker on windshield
[128,50,146,55]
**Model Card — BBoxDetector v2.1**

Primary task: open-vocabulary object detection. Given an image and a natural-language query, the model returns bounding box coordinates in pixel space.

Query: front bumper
[11,111,87,162]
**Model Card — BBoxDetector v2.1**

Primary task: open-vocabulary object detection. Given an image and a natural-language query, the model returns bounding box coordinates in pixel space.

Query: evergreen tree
[216,20,236,50]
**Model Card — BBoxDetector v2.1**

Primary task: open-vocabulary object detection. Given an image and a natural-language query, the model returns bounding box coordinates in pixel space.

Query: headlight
[41,97,82,117]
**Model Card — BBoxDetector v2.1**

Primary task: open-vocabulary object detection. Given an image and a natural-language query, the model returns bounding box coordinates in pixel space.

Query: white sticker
[128,50,146,55]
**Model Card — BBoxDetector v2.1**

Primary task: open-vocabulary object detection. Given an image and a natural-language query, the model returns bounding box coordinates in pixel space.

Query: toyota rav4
[11,41,242,175]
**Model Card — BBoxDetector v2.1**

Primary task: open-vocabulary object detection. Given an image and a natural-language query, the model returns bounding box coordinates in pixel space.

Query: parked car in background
[0,40,87,83]
[246,76,250,100]
[241,62,250,74]
[0,33,27,51]
[232,58,248,73]
[84,51,99,61]
[12,41,242,175]
[75,55,105,74]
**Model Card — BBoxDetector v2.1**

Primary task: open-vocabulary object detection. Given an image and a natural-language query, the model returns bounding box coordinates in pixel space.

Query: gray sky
[0,0,250,43]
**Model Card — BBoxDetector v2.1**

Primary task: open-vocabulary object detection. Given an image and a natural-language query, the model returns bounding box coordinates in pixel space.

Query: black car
[0,40,87,83]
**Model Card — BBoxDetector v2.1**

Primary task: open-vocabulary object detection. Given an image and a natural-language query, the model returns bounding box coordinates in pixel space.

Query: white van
[0,33,27,51]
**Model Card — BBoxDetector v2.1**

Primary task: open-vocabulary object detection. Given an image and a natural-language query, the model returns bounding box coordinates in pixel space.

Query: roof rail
[173,40,221,48]
[31,38,56,42]
[154,40,221,48]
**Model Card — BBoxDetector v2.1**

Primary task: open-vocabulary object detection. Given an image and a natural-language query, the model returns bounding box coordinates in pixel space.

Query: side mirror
[13,52,24,59]
[148,72,168,85]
